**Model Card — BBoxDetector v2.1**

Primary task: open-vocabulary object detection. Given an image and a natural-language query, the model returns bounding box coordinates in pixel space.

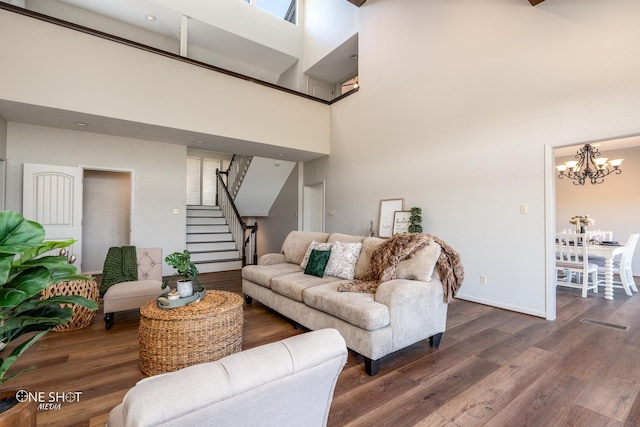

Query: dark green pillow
[304,249,331,277]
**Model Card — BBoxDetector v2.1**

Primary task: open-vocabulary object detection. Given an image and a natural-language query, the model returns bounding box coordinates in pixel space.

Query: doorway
[303,182,325,232]
[82,169,132,274]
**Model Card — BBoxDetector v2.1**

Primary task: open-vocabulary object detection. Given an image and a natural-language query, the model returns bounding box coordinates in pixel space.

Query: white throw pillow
[300,241,333,269]
[324,241,363,280]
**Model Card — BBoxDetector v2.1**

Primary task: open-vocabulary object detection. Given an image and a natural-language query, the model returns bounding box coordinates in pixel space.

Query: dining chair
[556,233,599,298]
[591,233,639,295]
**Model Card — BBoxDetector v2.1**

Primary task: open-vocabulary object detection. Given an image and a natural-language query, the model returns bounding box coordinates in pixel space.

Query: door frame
[302,181,325,233]
[81,164,135,246]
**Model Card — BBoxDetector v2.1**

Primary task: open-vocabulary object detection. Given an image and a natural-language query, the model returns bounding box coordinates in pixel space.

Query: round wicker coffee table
[138,290,244,376]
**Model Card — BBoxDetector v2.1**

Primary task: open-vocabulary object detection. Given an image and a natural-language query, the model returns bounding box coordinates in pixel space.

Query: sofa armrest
[374,279,448,350]
[258,253,287,265]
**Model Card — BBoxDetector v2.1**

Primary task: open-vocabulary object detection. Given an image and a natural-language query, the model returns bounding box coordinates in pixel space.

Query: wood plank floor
[2,271,640,426]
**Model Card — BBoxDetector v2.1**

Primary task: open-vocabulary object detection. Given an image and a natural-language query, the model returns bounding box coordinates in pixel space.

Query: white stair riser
[190,251,240,262]
[187,233,232,243]
[187,241,237,251]
[196,260,243,273]
[187,225,229,233]
[187,217,226,225]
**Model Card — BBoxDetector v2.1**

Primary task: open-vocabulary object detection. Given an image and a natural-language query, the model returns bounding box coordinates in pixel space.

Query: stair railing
[225,154,252,198]
[216,169,258,266]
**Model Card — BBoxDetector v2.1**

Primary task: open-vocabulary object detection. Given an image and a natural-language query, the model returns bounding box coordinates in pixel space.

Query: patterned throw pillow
[324,241,363,280]
[300,241,333,268]
[304,249,332,277]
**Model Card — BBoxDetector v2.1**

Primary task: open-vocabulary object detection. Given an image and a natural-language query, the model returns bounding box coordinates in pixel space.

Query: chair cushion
[103,279,164,299]
[303,282,390,331]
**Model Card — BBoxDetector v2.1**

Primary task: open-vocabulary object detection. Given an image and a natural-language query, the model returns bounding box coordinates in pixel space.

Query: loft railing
[216,168,257,266]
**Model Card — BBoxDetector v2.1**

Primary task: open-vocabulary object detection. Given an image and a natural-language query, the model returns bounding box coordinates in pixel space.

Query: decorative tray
[157,284,206,309]
[600,241,620,246]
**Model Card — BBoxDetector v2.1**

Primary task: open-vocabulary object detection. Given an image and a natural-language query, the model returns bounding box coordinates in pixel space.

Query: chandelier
[556,144,623,185]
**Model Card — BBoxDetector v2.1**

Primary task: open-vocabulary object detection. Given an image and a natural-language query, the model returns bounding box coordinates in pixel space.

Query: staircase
[186,205,243,273]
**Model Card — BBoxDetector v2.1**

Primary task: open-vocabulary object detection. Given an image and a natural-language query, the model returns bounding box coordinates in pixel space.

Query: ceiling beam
[347,0,366,6]
[529,0,546,5]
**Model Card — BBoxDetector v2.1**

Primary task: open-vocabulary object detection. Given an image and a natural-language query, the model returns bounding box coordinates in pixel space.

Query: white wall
[5,123,186,276]
[302,0,359,72]
[556,146,640,274]
[306,0,640,318]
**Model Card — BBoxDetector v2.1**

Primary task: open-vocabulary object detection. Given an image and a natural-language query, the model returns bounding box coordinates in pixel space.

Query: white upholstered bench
[102,247,164,330]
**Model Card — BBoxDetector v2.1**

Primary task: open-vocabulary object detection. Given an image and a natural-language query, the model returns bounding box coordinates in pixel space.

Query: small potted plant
[408,207,423,233]
[0,211,98,423]
[162,250,200,298]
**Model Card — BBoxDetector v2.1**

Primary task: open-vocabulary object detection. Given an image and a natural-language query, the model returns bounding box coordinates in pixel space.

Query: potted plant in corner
[162,250,200,298]
[0,211,98,425]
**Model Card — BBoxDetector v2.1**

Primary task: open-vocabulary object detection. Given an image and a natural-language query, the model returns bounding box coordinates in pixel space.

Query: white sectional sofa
[242,231,462,375]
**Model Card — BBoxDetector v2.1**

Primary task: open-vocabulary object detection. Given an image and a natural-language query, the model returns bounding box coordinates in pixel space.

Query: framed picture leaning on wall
[378,198,404,238]
[392,211,411,235]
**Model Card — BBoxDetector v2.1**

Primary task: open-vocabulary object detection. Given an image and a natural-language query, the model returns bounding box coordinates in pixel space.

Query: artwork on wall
[392,211,411,235]
[378,198,404,238]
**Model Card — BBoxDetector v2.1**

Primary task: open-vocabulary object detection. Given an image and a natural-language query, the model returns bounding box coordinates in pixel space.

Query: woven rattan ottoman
[138,290,244,376]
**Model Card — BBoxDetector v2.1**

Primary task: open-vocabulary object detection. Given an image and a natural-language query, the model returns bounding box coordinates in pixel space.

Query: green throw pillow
[304,249,331,277]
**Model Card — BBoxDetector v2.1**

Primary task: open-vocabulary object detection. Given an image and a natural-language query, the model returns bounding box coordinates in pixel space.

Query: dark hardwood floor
[2,271,640,426]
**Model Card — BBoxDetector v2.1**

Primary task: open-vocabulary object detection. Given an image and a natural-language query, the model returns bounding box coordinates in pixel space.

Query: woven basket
[41,278,99,332]
[139,290,244,376]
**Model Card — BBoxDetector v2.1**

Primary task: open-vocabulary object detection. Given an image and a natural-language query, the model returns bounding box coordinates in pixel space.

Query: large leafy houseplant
[0,211,98,386]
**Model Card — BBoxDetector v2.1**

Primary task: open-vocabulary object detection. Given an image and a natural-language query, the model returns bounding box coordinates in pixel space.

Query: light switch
[172,208,180,215]
[520,204,528,215]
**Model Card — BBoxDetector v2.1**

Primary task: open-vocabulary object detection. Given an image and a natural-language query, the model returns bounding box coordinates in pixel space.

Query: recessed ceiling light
[145,14,157,22]
[75,121,88,126]
[195,140,204,144]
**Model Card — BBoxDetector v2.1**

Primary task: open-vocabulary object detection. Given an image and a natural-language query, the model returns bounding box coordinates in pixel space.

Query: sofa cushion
[354,237,386,279]
[300,241,333,269]
[242,263,302,289]
[304,249,332,277]
[395,241,442,282]
[271,272,341,302]
[282,231,330,265]
[303,282,390,331]
[324,241,362,280]
[327,233,365,244]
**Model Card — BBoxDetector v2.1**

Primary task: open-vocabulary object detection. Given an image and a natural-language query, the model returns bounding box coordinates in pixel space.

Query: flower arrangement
[569,215,595,227]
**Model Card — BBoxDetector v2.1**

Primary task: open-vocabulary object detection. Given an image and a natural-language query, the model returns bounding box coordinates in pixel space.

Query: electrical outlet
[480,274,487,285]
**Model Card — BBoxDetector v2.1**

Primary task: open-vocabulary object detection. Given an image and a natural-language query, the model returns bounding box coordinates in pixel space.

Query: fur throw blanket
[337,233,464,303]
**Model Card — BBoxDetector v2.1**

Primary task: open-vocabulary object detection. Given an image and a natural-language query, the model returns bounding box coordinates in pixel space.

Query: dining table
[587,242,626,300]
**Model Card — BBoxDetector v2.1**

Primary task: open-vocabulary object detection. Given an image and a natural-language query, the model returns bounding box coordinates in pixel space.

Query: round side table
[138,290,244,376]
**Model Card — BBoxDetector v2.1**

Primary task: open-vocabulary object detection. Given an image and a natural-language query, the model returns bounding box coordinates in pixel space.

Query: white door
[307,77,334,101]
[23,163,83,267]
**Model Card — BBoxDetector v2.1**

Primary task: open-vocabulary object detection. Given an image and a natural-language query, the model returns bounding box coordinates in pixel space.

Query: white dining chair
[556,233,599,298]
[591,233,639,295]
